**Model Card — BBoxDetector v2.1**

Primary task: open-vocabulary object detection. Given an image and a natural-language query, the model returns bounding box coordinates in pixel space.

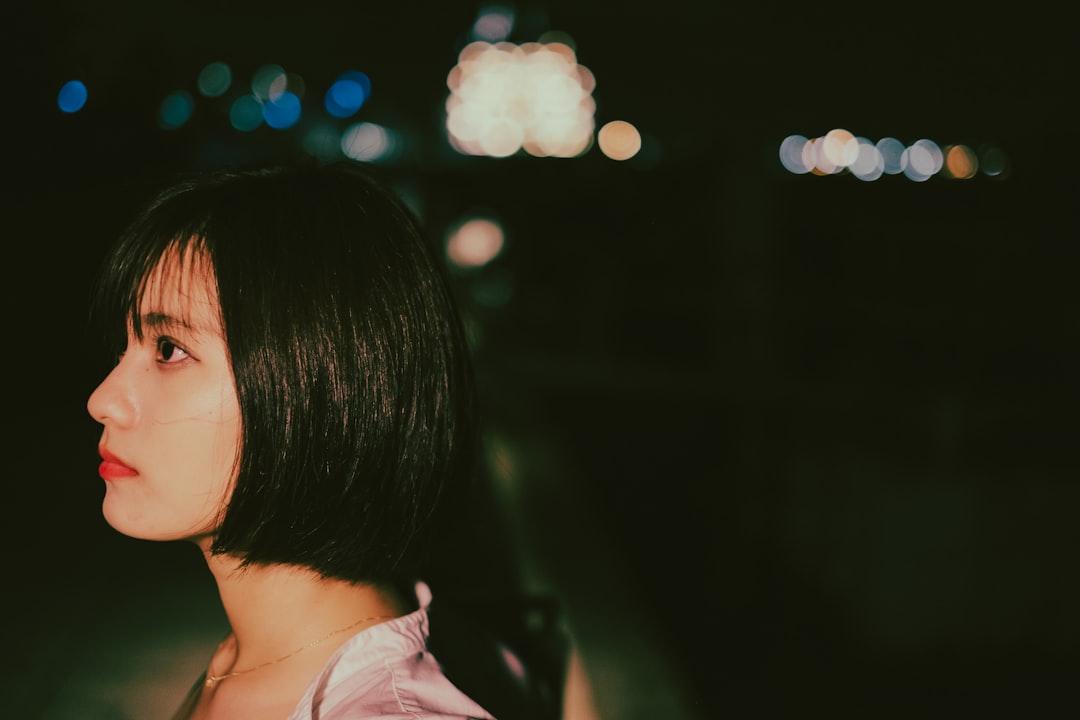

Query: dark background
[3,2,1076,718]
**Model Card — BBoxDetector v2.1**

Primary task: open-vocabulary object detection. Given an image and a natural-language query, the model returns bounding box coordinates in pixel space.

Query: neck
[200,542,408,675]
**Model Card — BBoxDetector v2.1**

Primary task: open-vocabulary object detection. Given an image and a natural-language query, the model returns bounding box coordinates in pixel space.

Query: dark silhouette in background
[3,2,1075,718]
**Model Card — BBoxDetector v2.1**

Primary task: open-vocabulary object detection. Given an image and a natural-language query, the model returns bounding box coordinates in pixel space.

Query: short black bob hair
[90,162,477,584]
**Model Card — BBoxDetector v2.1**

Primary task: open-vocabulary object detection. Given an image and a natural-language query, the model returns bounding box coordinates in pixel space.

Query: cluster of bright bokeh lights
[446,38,597,158]
[448,5,640,160]
[779,129,1009,182]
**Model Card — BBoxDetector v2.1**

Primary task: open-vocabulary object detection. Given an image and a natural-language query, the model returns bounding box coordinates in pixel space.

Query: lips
[98,447,139,480]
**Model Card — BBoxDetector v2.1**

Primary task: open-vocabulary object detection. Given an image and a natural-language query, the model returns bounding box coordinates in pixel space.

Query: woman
[86,162,498,719]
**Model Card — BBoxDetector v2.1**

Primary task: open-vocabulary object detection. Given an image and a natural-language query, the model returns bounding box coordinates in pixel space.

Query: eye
[156,337,192,364]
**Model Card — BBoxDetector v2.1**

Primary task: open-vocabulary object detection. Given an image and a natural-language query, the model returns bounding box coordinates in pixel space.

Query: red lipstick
[99,447,138,480]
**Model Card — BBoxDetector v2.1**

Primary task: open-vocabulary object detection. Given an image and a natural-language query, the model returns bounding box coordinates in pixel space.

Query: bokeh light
[263,91,301,130]
[597,120,641,161]
[877,137,906,175]
[942,144,978,179]
[849,137,884,181]
[471,4,515,42]
[251,64,286,101]
[340,122,400,162]
[903,138,943,181]
[778,135,811,174]
[980,144,1010,177]
[229,95,264,132]
[157,90,194,130]
[302,123,344,161]
[447,216,505,268]
[197,61,232,98]
[325,71,371,119]
[271,72,306,101]
[57,80,88,113]
[821,128,858,168]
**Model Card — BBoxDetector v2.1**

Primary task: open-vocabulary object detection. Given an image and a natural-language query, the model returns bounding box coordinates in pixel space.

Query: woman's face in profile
[87,248,241,544]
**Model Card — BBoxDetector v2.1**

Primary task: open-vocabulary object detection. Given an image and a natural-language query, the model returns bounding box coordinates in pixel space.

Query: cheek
[152,379,237,422]
[153,390,241,499]
[202,401,242,485]
[148,417,238,535]
[210,417,242,498]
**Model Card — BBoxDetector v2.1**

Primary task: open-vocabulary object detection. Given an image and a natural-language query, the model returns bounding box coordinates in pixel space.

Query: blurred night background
[3,1,1076,719]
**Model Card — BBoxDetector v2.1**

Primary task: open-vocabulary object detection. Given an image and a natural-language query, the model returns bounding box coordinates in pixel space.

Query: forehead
[136,244,221,331]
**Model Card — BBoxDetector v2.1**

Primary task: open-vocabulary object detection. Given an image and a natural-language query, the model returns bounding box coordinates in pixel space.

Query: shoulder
[289,584,496,720]
[310,650,496,719]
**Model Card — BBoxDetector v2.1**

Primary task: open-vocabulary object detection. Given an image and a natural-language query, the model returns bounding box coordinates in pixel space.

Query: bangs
[133,240,218,336]
[92,230,212,354]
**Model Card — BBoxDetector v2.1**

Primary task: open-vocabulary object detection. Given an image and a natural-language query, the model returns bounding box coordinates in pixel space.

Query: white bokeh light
[340,122,400,163]
[445,40,595,158]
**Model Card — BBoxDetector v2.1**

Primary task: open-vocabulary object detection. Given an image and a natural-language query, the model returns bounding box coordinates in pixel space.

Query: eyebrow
[139,312,217,337]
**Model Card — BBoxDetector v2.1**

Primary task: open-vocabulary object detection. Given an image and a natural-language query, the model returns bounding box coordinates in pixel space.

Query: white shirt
[287,582,497,719]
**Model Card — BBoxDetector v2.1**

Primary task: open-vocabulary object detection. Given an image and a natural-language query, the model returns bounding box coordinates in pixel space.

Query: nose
[87,356,138,428]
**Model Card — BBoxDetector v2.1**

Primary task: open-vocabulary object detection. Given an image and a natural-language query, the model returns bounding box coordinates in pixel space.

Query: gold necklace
[204,614,395,688]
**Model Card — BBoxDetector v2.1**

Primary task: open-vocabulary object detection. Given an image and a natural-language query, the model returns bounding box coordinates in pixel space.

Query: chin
[101,497,217,543]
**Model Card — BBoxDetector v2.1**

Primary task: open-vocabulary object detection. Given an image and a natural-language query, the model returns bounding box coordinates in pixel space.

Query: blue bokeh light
[324,71,371,118]
[263,91,301,129]
[57,80,88,113]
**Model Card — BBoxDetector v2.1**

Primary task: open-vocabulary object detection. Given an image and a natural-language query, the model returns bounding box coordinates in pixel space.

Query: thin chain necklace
[204,614,395,688]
